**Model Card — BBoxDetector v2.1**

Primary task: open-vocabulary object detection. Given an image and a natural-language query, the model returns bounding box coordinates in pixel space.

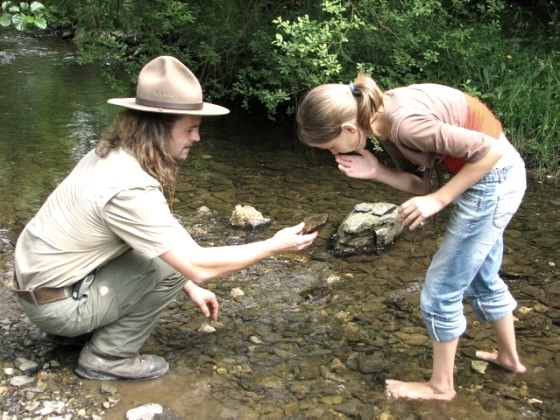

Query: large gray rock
[333,202,404,256]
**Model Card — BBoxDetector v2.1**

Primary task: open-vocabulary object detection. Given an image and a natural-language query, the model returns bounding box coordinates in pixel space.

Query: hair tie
[349,82,361,97]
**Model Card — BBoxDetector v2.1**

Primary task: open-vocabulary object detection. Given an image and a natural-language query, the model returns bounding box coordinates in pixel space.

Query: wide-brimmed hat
[108,55,229,116]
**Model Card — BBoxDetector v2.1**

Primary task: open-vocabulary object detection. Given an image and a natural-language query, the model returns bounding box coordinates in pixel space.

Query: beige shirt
[381,84,495,172]
[15,147,185,289]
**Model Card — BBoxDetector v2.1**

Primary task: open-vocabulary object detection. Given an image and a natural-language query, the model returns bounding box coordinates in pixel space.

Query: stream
[1,31,559,419]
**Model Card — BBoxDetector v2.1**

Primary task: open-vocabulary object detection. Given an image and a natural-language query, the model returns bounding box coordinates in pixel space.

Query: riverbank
[1,194,559,419]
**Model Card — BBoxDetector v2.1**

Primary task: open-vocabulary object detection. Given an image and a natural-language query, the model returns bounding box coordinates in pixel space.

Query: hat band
[135,97,204,110]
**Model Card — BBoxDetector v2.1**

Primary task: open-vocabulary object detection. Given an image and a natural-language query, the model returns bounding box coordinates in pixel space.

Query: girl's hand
[398,193,446,230]
[183,281,219,321]
[335,149,380,180]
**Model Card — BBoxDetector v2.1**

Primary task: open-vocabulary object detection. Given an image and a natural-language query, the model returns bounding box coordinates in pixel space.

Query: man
[13,56,317,380]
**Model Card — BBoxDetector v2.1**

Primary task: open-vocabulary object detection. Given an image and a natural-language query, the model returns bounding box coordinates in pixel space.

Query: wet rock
[346,352,386,374]
[335,400,376,418]
[329,357,347,373]
[528,398,543,404]
[387,280,422,313]
[198,323,216,333]
[533,303,549,313]
[101,384,118,396]
[249,335,263,344]
[326,275,341,284]
[320,394,344,405]
[274,348,297,358]
[395,331,428,346]
[126,403,182,420]
[230,287,245,298]
[15,357,38,373]
[334,311,351,321]
[471,360,489,374]
[196,205,211,214]
[299,285,331,304]
[332,202,404,256]
[319,365,345,383]
[230,204,271,230]
[286,381,311,397]
[302,213,329,234]
[10,375,34,386]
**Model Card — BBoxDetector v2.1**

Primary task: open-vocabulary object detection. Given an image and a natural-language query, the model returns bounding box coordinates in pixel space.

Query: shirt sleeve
[103,187,187,258]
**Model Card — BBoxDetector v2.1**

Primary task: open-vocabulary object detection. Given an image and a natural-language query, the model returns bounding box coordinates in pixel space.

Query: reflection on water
[1,31,559,419]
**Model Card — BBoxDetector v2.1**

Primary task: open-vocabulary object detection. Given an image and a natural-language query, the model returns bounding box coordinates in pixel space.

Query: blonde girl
[297,75,526,400]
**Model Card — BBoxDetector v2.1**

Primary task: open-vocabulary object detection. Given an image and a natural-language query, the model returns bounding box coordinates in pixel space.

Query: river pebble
[198,323,216,333]
[471,360,489,374]
[10,375,34,386]
[14,357,37,372]
[126,403,181,420]
[230,287,245,297]
[101,384,118,396]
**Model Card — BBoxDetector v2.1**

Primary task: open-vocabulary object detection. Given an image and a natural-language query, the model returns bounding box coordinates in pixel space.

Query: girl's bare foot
[385,379,456,401]
[476,350,527,374]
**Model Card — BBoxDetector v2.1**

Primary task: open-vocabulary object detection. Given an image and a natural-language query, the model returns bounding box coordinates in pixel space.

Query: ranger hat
[108,55,229,116]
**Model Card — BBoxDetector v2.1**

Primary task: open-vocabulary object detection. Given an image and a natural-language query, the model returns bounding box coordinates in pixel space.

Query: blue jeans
[420,155,526,342]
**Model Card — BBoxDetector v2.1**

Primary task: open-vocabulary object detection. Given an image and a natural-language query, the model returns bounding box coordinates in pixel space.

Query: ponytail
[351,74,384,133]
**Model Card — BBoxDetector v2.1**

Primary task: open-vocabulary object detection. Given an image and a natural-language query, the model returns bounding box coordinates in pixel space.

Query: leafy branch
[1,1,47,31]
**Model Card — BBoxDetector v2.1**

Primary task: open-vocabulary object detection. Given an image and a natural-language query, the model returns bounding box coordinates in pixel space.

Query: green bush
[232,0,362,114]
[11,0,560,179]
[0,1,46,30]
[259,0,559,178]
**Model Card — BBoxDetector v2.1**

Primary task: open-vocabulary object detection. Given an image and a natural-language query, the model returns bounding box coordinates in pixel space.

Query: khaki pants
[19,250,186,357]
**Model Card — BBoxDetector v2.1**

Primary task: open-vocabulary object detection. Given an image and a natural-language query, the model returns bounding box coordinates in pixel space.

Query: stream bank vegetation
[4,0,559,180]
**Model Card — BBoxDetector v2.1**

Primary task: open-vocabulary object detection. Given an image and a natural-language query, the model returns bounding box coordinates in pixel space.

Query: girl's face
[309,122,367,155]
[169,115,202,161]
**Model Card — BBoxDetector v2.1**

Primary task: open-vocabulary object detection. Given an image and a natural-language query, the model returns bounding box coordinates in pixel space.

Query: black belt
[13,273,73,305]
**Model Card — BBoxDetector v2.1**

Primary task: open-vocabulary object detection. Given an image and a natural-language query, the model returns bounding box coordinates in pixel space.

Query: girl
[296,75,526,400]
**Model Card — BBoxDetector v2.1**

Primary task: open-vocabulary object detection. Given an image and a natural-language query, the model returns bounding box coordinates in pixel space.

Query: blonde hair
[297,74,384,144]
[96,110,181,195]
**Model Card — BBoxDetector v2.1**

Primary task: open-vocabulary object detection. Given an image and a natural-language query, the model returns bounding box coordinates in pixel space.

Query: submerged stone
[471,360,489,374]
[10,376,34,387]
[126,403,181,420]
[230,204,271,230]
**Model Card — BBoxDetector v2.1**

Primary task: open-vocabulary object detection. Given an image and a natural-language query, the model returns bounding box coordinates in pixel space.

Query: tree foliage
[3,0,559,177]
[1,1,46,30]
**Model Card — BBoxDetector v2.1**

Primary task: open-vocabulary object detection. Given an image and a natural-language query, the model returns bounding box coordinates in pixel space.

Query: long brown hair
[297,74,384,144]
[96,110,181,199]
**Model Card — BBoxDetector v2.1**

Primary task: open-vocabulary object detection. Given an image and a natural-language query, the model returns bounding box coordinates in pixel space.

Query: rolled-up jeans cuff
[469,291,517,322]
[422,308,467,342]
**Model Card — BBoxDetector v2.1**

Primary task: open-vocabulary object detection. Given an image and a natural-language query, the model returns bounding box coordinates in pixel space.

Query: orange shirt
[442,94,502,174]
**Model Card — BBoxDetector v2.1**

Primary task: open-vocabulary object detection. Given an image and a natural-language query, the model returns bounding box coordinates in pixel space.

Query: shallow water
[1,31,559,419]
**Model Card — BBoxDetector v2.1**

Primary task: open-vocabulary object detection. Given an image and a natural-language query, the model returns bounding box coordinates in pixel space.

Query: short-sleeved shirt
[380,84,502,175]
[14,147,186,289]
